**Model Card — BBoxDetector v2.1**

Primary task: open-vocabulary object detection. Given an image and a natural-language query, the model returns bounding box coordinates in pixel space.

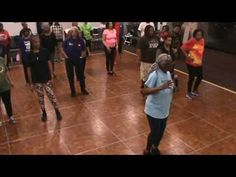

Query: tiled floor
[0,51,236,155]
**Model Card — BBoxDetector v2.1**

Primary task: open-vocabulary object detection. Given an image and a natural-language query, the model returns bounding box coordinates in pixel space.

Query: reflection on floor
[0,51,236,155]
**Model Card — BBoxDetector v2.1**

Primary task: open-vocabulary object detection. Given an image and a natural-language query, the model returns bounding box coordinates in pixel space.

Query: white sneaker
[186,93,193,100]
[191,91,200,97]
[9,116,16,124]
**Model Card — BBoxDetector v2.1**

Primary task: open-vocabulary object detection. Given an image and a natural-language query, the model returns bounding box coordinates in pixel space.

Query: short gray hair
[156,53,172,67]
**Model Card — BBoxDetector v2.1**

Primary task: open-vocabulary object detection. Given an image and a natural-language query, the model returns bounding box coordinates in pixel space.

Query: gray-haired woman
[141,54,174,155]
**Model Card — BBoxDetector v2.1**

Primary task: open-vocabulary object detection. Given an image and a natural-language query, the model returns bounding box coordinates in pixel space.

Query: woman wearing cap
[141,54,174,155]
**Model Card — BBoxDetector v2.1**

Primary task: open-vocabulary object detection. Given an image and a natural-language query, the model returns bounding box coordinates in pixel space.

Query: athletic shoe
[9,116,16,124]
[191,91,200,97]
[186,93,194,100]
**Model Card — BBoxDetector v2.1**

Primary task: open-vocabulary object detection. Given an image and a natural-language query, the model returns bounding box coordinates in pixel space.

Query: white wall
[1,22,37,36]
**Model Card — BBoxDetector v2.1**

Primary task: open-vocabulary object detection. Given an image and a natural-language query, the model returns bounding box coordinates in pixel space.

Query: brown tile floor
[0,51,236,155]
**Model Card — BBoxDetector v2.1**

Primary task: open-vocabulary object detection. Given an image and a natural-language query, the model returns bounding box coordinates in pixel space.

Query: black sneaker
[150,146,161,155]
[41,111,47,122]
[71,92,76,97]
[55,109,62,121]
[82,89,89,95]
[143,149,151,155]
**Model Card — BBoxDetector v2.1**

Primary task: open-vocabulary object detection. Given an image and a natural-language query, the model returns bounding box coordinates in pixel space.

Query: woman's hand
[159,80,172,90]
[141,80,173,96]
[10,82,14,87]
[106,46,111,53]
[186,54,194,62]
[81,50,86,58]
[49,80,54,87]
[30,84,34,92]
[172,48,177,53]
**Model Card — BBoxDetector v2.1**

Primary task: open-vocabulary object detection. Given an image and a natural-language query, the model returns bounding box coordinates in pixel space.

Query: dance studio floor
[0,51,236,155]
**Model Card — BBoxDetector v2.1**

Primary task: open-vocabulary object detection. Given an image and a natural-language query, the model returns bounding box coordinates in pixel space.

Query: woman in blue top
[61,27,89,97]
[141,53,174,155]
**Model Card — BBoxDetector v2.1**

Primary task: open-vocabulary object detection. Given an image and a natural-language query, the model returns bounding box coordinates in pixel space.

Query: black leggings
[146,114,167,151]
[86,40,91,56]
[187,64,203,93]
[0,90,13,118]
[22,59,29,83]
[81,57,86,73]
[85,40,91,50]
[104,47,116,72]
[65,59,85,94]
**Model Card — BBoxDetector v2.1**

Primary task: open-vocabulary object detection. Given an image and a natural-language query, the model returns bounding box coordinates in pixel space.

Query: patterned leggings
[34,81,58,110]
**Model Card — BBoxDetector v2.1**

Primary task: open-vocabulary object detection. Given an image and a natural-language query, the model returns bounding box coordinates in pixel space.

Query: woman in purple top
[61,27,89,97]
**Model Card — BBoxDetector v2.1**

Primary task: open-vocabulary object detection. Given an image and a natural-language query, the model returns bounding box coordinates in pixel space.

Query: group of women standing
[139,24,205,155]
[0,22,123,124]
[1,23,91,124]
[0,22,206,156]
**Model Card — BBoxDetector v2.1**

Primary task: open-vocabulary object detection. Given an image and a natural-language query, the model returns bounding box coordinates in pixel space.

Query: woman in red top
[0,24,10,48]
[0,23,11,67]
[181,29,205,100]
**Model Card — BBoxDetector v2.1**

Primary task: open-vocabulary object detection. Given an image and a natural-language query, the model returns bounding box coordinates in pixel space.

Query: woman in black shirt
[27,35,62,122]
[156,35,179,90]
[40,24,57,77]
[137,25,160,88]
